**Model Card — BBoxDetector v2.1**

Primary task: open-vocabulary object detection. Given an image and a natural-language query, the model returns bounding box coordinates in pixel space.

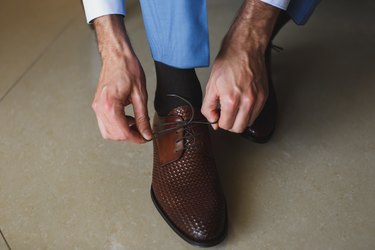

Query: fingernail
[143,130,153,141]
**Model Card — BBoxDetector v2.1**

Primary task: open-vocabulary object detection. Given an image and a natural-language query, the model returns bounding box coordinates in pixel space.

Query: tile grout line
[0,18,74,104]
[0,228,11,250]
[0,18,77,250]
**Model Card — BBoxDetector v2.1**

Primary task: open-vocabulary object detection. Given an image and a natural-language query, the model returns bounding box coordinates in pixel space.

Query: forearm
[222,0,280,53]
[91,16,150,143]
[93,15,134,60]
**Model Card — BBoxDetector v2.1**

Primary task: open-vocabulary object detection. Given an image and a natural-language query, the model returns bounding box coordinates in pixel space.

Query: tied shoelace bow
[151,94,218,150]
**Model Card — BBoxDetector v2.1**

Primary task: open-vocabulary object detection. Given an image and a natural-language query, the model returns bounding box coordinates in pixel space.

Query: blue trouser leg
[287,0,321,25]
[138,0,320,69]
[139,0,209,69]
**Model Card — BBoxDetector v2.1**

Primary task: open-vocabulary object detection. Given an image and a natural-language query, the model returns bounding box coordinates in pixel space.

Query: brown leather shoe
[151,105,227,247]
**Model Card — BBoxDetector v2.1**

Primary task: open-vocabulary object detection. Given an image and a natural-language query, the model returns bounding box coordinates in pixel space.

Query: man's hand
[91,15,152,143]
[202,0,279,133]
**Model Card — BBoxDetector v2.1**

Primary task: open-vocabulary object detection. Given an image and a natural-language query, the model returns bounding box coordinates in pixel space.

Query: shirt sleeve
[261,0,291,10]
[82,0,126,23]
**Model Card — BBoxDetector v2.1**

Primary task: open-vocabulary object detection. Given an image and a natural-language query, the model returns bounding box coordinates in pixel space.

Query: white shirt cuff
[261,0,290,10]
[82,0,126,23]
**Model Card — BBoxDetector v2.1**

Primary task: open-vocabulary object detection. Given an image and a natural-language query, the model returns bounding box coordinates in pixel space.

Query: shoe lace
[152,94,217,151]
[271,44,284,53]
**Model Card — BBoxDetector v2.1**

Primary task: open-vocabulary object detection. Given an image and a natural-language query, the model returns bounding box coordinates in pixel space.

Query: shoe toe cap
[178,206,227,245]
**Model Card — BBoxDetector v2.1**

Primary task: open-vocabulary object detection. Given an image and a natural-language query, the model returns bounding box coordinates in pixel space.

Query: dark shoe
[242,12,290,143]
[151,105,227,247]
[241,46,277,143]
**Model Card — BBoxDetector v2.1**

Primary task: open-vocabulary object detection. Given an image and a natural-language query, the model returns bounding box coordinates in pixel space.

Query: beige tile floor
[1,0,374,249]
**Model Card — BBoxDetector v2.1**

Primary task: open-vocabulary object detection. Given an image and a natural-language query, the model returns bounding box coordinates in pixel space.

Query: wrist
[223,0,279,53]
[93,15,134,59]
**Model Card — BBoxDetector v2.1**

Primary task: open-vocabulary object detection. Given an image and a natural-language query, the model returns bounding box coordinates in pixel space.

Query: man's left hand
[202,45,268,133]
[201,0,279,133]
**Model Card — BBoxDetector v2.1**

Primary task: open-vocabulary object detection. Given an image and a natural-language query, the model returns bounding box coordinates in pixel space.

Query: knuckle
[223,96,238,108]
[201,107,208,116]
[91,101,98,112]
[242,95,253,106]
[103,101,112,112]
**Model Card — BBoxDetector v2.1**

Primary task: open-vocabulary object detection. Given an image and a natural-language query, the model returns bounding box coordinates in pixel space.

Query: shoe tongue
[167,105,193,121]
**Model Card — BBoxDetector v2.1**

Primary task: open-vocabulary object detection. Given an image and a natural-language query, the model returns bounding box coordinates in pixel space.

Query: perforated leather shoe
[151,105,227,247]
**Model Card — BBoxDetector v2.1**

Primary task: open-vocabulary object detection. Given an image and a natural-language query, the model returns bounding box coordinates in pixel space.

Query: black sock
[154,61,203,116]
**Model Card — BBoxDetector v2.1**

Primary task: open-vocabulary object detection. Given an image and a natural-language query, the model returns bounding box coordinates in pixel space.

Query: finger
[93,87,123,140]
[100,103,144,143]
[201,87,220,130]
[230,100,253,133]
[113,102,146,143]
[132,92,153,141]
[217,96,239,130]
[248,92,266,127]
[125,115,144,137]
[96,114,111,139]
[125,115,136,128]
[97,87,145,143]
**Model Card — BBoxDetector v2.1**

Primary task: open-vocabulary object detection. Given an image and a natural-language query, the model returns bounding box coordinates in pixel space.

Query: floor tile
[0,231,10,250]
[0,0,80,99]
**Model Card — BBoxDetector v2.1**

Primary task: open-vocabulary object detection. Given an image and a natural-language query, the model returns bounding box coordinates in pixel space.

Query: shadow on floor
[212,27,375,243]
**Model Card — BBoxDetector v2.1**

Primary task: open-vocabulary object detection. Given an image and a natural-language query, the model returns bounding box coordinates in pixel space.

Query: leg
[139,1,227,246]
[154,61,202,116]
[139,0,209,69]
[139,0,209,115]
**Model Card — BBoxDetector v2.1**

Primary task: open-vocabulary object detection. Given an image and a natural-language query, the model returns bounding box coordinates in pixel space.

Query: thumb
[132,95,153,141]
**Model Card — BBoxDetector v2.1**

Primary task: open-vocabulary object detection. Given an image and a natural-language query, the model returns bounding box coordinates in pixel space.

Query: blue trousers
[139,0,319,69]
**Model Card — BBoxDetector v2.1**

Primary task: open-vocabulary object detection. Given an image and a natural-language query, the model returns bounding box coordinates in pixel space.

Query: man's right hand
[91,15,152,144]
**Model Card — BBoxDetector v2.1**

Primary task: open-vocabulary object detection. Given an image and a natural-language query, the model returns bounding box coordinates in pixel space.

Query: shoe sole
[150,187,228,248]
[241,126,275,144]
